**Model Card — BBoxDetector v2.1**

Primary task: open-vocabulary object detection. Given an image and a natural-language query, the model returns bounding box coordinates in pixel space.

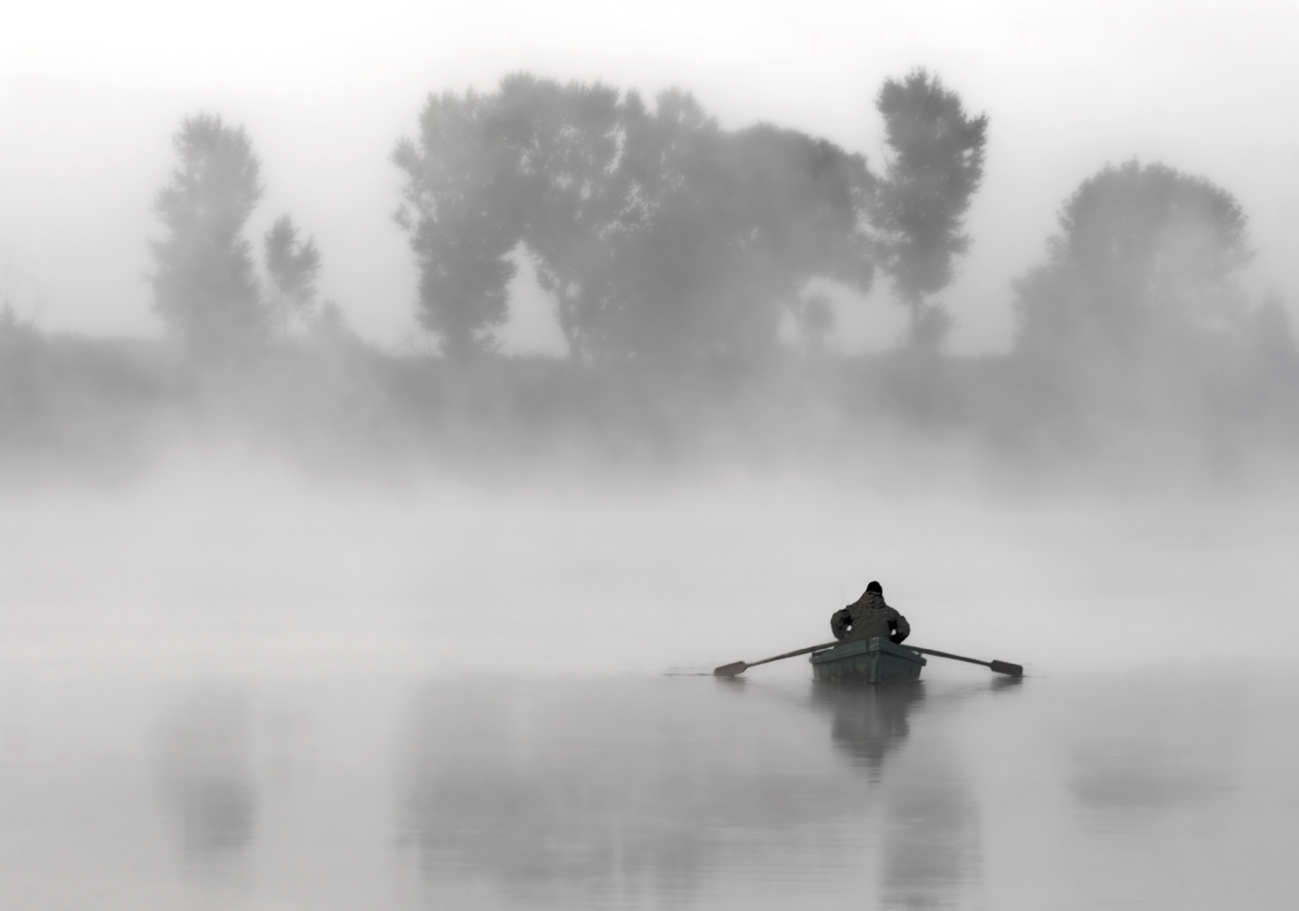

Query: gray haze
[3,2,1299,908]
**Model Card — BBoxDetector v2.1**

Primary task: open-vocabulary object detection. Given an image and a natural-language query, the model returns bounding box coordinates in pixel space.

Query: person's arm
[830,608,851,640]
[888,609,910,644]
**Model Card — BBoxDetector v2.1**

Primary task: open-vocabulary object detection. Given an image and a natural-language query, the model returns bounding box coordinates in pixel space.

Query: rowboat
[809,637,926,683]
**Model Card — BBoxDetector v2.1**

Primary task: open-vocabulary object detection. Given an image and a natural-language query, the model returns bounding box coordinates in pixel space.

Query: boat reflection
[810,680,925,779]
[809,678,991,910]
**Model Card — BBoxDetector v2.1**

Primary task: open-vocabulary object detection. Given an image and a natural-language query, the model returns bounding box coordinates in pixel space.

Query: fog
[2,459,1297,681]
[4,1,1299,907]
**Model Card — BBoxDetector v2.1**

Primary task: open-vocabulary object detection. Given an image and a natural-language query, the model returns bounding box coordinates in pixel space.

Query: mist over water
[6,2,1299,904]
[4,454,1297,680]
[3,320,1297,908]
[0,430,1296,911]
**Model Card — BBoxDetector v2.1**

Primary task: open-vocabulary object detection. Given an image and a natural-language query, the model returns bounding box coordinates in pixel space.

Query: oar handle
[743,640,841,670]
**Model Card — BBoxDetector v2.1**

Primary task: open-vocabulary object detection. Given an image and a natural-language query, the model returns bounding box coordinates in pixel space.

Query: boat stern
[809,637,926,683]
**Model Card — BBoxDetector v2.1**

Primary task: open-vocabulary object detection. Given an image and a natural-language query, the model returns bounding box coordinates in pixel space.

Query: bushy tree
[721,124,874,350]
[151,114,267,360]
[392,76,877,366]
[608,114,875,362]
[264,214,322,338]
[601,89,743,361]
[496,75,628,362]
[875,69,988,349]
[392,90,529,360]
[1014,160,1252,360]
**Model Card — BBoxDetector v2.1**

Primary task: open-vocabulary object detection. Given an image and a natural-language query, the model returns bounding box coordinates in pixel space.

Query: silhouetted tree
[602,89,741,361]
[392,76,876,366]
[1014,161,1251,361]
[721,125,874,352]
[875,69,988,350]
[603,100,873,363]
[472,75,624,362]
[263,214,321,338]
[392,90,528,360]
[150,114,266,361]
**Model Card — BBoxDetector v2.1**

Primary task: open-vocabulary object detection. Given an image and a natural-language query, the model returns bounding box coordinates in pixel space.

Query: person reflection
[880,751,980,911]
[812,681,924,780]
[155,687,257,866]
[811,679,986,910]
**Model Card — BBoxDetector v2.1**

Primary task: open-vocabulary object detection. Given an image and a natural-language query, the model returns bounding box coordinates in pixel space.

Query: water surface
[0,666,1291,910]
[1,470,1295,908]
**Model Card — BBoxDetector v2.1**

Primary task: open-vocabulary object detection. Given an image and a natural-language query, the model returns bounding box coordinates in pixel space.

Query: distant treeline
[1,69,1296,481]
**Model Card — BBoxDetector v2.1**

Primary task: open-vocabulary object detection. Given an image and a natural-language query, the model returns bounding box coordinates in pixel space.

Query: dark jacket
[831,590,910,644]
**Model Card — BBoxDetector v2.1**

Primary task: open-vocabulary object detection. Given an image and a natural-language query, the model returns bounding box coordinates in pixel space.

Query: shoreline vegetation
[2,329,1294,491]
[2,69,1296,489]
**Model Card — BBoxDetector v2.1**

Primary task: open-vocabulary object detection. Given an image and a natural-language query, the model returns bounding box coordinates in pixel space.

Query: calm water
[0,665,1293,910]
[2,470,1297,908]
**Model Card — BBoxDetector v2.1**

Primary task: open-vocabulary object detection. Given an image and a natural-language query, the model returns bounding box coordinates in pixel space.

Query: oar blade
[713,661,748,677]
[989,659,1023,677]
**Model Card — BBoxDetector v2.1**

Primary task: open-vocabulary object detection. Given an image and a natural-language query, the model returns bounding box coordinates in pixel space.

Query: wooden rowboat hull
[809,637,926,683]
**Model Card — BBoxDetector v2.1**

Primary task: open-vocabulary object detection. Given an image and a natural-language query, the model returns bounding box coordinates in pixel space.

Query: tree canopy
[392,75,877,365]
[1014,160,1252,360]
[392,89,531,360]
[875,69,988,349]
[151,114,267,361]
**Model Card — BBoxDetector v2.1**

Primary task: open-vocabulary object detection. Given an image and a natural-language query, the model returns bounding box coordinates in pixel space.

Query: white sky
[2,0,1297,354]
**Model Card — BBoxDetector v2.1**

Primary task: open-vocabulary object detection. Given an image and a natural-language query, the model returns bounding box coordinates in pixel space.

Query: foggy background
[3,2,1298,909]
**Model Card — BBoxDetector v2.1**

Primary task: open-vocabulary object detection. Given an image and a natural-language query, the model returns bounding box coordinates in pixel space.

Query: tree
[600,89,741,362]
[875,69,988,350]
[264,214,322,338]
[392,90,528,360]
[392,76,876,366]
[600,98,874,363]
[151,114,266,360]
[719,124,874,353]
[498,74,628,362]
[1014,160,1252,361]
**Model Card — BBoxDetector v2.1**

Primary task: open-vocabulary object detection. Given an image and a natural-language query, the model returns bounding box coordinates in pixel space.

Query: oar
[905,646,1023,677]
[713,642,1024,678]
[713,641,839,677]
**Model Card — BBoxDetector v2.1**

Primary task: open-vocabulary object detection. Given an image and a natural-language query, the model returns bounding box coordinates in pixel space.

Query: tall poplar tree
[151,114,267,361]
[875,69,988,350]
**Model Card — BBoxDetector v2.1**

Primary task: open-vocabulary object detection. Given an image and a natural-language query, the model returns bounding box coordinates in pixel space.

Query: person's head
[865,580,883,596]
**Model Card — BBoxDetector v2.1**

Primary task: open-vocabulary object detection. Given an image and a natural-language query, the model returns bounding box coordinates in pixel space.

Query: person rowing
[830,580,910,645]
[715,580,1022,677]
